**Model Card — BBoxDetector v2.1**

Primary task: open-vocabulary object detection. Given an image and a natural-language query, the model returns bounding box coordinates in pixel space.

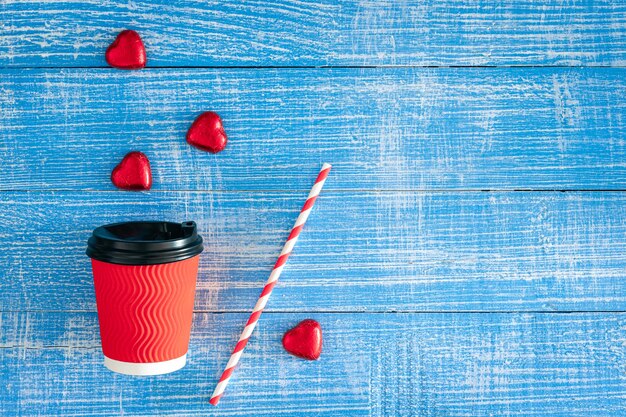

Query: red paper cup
[86,221,203,375]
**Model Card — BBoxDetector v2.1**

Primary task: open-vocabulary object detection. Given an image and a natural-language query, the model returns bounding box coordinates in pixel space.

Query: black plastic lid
[86,221,203,265]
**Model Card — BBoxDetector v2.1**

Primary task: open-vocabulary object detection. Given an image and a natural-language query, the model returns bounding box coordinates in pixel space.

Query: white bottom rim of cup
[104,354,187,376]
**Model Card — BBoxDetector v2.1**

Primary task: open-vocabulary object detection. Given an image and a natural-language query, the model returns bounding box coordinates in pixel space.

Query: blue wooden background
[1,1,626,416]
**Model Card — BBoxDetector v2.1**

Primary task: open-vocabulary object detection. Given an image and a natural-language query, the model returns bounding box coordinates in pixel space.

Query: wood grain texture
[1,0,626,67]
[2,2,626,414]
[1,191,625,312]
[2,311,625,416]
[1,68,626,191]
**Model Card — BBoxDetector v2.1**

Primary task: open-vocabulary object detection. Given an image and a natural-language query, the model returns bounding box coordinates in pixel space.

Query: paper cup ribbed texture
[91,256,199,374]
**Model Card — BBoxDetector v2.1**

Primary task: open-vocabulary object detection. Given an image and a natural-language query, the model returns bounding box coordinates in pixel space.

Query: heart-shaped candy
[186,112,228,153]
[111,151,152,190]
[105,30,147,69]
[282,319,322,360]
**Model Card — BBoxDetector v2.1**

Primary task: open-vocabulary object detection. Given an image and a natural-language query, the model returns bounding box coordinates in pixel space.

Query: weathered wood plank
[1,68,626,191]
[1,0,625,67]
[1,311,625,416]
[1,191,625,312]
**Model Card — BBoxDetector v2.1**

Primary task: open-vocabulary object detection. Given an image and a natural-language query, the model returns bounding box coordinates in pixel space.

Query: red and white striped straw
[209,163,332,406]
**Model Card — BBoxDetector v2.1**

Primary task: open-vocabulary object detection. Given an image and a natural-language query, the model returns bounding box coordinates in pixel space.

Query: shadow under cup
[86,221,203,376]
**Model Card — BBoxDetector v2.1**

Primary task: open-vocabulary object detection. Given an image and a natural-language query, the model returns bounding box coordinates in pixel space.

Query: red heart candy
[105,30,147,69]
[186,112,228,153]
[282,319,322,360]
[111,151,152,191]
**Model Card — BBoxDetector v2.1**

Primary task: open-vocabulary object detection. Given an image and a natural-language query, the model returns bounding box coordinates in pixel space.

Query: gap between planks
[3,310,626,314]
[1,65,626,70]
[2,189,626,193]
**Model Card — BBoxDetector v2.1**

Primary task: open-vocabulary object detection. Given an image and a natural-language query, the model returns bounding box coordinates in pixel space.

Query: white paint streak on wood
[2,311,625,415]
[1,68,625,191]
[1,1,625,66]
[1,2,625,415]
[0,191,625,312]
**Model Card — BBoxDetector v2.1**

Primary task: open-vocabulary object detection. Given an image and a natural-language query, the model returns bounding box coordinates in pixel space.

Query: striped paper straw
[209,163,332,406]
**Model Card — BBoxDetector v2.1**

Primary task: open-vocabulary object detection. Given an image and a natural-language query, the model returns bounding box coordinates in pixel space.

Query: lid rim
[86,221,204,266]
